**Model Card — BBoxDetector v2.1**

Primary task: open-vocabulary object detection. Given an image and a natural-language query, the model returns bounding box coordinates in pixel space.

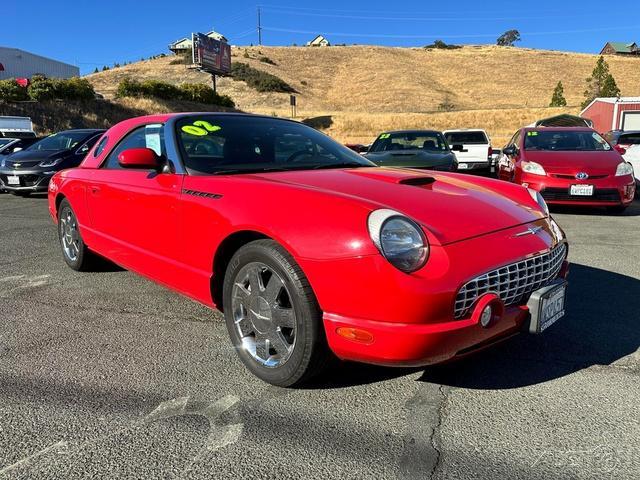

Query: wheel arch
[211,230,272,310]
[54,193,68,218]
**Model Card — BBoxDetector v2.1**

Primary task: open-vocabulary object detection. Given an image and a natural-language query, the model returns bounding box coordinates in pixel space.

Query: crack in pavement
[398,383,450,480]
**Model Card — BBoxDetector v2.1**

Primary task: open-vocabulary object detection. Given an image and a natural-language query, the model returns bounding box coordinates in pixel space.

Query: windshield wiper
[310,162,373,170]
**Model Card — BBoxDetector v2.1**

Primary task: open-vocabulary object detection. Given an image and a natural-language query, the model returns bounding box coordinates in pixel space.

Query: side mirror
[503,145,518,156]
[13,147,23,153]
[451,144,464,152]
[118,148,162,169]
[614,145,627,155]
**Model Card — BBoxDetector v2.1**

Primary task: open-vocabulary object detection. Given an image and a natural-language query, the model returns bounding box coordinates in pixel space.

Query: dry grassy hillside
[85,45,640,145]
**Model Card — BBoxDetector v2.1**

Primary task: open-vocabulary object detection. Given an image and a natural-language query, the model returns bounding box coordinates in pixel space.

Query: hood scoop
[398,176,436,187]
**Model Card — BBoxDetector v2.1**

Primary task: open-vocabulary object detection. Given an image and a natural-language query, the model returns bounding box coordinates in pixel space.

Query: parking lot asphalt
[0,192,639,480]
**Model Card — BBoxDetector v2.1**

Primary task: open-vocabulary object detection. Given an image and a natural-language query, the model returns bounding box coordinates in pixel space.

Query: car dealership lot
[1,194,639,479]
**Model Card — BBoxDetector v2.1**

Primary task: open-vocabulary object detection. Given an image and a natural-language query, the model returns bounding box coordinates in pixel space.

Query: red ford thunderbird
[48,113,569,386]
[498,127,636,212]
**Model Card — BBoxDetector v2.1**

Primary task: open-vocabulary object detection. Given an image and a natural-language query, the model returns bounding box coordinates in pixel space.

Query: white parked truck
[0,116,36,139]
[443,129,493,173]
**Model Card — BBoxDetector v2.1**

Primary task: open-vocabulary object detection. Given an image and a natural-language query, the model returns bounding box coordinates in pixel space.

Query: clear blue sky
[2,0,639,74]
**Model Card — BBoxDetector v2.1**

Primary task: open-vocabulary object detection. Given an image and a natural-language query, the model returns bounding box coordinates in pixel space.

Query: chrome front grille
[454,242,567,319]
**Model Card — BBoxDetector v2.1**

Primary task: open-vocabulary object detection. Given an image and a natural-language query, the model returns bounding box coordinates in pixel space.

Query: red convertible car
[49,113,569,386]
[498,127,636,212]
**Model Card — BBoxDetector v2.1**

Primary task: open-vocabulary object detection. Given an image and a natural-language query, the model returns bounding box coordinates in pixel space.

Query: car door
[86,123,184,284]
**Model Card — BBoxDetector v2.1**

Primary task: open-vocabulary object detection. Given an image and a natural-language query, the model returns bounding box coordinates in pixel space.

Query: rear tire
[57,199,97,271]
[222,239,331,387]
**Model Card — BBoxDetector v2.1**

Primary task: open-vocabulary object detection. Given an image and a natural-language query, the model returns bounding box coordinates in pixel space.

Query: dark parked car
[0,129,105,196]
[0,137,43,156]
[363,130,456,171]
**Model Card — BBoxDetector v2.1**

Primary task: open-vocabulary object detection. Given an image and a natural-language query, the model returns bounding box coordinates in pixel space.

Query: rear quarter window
[444,131,488,145]
[619,133,640,145]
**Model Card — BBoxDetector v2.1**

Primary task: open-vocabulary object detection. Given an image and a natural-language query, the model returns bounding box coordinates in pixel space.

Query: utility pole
[257,7,262,45]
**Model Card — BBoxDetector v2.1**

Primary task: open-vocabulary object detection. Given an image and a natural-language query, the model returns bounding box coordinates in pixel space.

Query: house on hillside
[306,35,330,47]
[169,30,228,54]
[600,41,639,56]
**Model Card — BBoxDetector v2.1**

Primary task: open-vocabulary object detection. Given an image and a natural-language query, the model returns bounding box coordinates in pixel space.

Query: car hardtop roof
[379,129,443,135]
[524,126,595,132]
[442,128,487,132]
[168,112,302,124]
[53,128,106,134]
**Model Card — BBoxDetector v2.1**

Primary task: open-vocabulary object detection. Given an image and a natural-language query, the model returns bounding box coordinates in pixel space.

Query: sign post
[290,94,297,118]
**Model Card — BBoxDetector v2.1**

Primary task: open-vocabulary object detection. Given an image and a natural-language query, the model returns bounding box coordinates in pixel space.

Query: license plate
[527,281,567,333]
[7,176,20,185]
[570,184,594,196]
[457,163,469,170]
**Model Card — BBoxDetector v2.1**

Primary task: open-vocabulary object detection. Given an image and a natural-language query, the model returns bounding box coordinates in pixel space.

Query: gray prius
[363,130,457,171]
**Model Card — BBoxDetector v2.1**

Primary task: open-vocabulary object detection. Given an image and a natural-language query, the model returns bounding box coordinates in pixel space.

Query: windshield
[0,139,14,148]
[369,132,449,152]
[176,115,375,175]
[618,133,640,145]
[26,132,92,152]
[444,131,488,145]
[524,130,612,152]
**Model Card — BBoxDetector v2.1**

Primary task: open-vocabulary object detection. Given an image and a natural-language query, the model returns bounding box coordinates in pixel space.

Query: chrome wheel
[60,207,80,262]
[231,262,296,368]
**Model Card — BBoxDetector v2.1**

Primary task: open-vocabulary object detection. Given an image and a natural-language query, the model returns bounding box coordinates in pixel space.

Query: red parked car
[498,127,636,212]
[48,113,569,386]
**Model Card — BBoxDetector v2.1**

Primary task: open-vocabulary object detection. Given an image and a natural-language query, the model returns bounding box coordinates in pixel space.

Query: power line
[259,6,596,22]
[262,24,640,40]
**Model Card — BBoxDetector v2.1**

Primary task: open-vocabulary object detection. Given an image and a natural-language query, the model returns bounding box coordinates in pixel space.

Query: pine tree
[582,56,620,108]
[601,74,620,98]
[93,67,99,74]
[549,81,567,107]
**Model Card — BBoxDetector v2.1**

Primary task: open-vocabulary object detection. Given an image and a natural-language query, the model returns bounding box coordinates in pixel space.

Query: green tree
[93,67,99,74]
[497,30,521,46]
[582,56,620,108]
[549,81,567,107]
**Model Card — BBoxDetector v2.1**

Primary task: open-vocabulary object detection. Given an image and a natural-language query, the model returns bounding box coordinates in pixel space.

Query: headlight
[0,158,5,168]
[527,188,549,216]
[615,162,633,177]
[38,158,63,168]
[368,209,429,273]
[522,161,546,176]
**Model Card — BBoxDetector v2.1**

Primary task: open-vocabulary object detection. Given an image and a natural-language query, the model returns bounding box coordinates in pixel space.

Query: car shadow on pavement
[418,263,640,389]
[312,263,639,390]
[550,198,640,217]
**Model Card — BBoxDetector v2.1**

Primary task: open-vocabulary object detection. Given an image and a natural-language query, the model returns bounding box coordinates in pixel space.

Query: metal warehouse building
[581,97,640,133]
[0,47,79,80]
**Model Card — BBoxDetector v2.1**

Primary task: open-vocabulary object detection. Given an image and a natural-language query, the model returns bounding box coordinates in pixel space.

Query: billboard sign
[192,32,231,76]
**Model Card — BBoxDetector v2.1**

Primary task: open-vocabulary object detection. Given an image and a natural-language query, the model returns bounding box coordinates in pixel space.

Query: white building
[0,47,79,80]
[306,35,330,47]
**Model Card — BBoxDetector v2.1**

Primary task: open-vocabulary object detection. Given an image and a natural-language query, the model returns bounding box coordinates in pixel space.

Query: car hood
[523,150,623,175]
[242,167,543,245]
[7,149,70,162]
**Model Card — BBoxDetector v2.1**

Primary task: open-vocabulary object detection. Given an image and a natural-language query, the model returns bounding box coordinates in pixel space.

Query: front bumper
[520,172,635,206]
[0,169,55,192]
[301,219,568,366]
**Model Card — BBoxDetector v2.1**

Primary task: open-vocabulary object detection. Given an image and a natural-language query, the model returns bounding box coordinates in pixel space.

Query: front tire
[57,199,96,271]
[222,239,331,387]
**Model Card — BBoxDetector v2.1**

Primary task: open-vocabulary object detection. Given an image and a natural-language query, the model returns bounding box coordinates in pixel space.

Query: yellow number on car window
[193,120,222,132]
[181,125,208,136]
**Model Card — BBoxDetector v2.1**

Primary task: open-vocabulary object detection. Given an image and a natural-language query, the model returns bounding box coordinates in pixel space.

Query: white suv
[443,129,493,173]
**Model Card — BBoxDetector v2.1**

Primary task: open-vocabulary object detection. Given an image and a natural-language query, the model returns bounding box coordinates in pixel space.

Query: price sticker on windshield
[181,120,222,136]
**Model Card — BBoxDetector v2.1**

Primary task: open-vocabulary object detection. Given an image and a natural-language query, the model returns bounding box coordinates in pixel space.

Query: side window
[77,134,102,156]
[512,131,522,149]
[102,124,165,169]
[93,136,108,158]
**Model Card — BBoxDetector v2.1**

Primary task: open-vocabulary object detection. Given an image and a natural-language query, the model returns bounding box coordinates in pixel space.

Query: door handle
[90,186,101,194]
